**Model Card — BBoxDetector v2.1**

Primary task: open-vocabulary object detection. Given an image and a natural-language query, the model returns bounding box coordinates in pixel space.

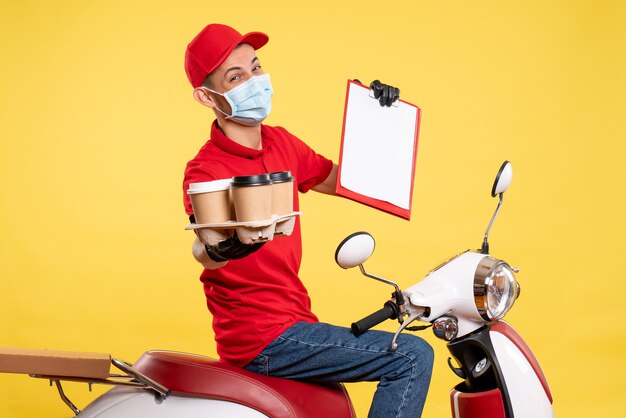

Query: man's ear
[193,87,216,108]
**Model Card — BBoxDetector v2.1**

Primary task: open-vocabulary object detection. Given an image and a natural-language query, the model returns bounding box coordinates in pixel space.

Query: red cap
[185,24,269,88]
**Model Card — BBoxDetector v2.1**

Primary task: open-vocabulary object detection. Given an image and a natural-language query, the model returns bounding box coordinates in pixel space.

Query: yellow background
[1,1,624,417]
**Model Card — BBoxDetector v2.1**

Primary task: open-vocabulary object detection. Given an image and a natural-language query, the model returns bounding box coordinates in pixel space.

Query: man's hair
[202,74,214,89]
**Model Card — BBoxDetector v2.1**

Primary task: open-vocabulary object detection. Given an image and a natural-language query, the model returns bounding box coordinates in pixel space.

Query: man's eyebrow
[223,57,260,80]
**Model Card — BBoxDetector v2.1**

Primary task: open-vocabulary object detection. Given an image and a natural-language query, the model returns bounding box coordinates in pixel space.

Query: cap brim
[240,31,269,50]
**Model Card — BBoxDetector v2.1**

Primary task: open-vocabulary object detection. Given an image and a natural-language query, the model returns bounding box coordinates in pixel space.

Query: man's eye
[229,75,241,82]
[253,65,262,72]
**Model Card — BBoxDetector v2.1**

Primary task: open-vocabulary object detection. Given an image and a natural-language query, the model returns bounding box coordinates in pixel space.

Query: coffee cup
[231,174,272,222]
[269,171,294,215]
[187,179,232,225]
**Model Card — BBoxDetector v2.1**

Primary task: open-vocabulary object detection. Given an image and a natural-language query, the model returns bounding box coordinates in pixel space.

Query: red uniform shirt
[183,121,334,367]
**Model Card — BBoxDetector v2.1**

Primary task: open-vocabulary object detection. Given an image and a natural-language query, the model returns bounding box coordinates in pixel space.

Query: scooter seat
[133,350,356,418]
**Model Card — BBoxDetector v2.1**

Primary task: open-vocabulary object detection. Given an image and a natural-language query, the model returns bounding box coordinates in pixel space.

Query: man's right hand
[205,233,265,262]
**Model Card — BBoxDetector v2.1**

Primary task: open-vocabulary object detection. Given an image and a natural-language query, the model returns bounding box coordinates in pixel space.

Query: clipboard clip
[369,90,400,107]
[352,79,400,108]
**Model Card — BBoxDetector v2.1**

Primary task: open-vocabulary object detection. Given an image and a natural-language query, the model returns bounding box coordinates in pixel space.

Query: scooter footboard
[450,385,506,418]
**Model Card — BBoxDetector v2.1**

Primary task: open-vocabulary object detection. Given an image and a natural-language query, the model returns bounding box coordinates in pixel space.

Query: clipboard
[336,80,421,220]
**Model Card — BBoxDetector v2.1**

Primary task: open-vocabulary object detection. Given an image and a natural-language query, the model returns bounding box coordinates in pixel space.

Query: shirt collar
[210,120,272,158]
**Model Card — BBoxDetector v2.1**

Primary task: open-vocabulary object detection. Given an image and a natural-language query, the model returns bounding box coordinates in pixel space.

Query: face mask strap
[199,87,234,118]
[201,86,223,97]
[213,105,233,119]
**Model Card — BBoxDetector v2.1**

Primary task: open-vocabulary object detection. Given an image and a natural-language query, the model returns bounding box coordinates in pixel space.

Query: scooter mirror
[335,232,375,269]
[491,161,513,197]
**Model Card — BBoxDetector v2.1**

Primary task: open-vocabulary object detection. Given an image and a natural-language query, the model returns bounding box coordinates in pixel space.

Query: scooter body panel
[490,322,553,403]
[490,331,554,417]
[450,387,506,418]
[78,387,268,418]
[447,322,554,418]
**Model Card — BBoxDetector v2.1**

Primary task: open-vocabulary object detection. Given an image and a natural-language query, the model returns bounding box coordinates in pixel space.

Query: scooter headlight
[474,257,519,321]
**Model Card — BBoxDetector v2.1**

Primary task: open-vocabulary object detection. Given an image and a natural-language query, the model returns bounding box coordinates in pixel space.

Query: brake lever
[390,307,425,351]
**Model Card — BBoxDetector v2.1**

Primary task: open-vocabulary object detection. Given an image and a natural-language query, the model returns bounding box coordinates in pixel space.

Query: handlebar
[351,301,399,336]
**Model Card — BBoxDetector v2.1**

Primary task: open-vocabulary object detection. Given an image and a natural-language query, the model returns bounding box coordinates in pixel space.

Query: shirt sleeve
[182,146,222,215]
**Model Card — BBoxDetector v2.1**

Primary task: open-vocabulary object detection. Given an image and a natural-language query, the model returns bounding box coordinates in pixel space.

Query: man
[183,23,433,418]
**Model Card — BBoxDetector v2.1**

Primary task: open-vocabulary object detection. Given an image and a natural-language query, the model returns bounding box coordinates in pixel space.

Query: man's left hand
[369,80,400,107]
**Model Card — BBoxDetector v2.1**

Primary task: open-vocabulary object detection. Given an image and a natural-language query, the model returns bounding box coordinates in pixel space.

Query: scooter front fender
[490,322,553,418]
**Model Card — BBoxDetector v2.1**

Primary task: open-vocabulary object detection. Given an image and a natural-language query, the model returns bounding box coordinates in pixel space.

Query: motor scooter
[0,161,553,418]
[334,161,554,418]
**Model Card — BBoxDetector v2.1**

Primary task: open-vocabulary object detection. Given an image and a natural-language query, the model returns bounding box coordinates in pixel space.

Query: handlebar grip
[351,302,399,336]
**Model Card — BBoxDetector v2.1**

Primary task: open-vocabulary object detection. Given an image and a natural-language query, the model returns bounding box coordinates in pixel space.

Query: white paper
[340,82,418,210]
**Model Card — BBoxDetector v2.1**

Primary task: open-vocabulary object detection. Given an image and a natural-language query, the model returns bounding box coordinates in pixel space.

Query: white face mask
[205,74,273,126]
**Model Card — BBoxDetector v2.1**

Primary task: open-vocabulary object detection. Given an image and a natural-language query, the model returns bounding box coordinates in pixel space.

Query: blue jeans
[244,321,434,418]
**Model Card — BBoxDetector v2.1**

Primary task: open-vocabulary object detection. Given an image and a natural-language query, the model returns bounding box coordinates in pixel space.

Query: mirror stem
[358,264,405,306]
[482,193,504,254]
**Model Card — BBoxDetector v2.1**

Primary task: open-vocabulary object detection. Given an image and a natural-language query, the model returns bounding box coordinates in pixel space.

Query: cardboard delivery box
[0,347,111,379]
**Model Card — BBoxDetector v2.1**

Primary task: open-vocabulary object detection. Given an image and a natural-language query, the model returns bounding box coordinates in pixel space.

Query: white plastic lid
[187,179,232,194]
